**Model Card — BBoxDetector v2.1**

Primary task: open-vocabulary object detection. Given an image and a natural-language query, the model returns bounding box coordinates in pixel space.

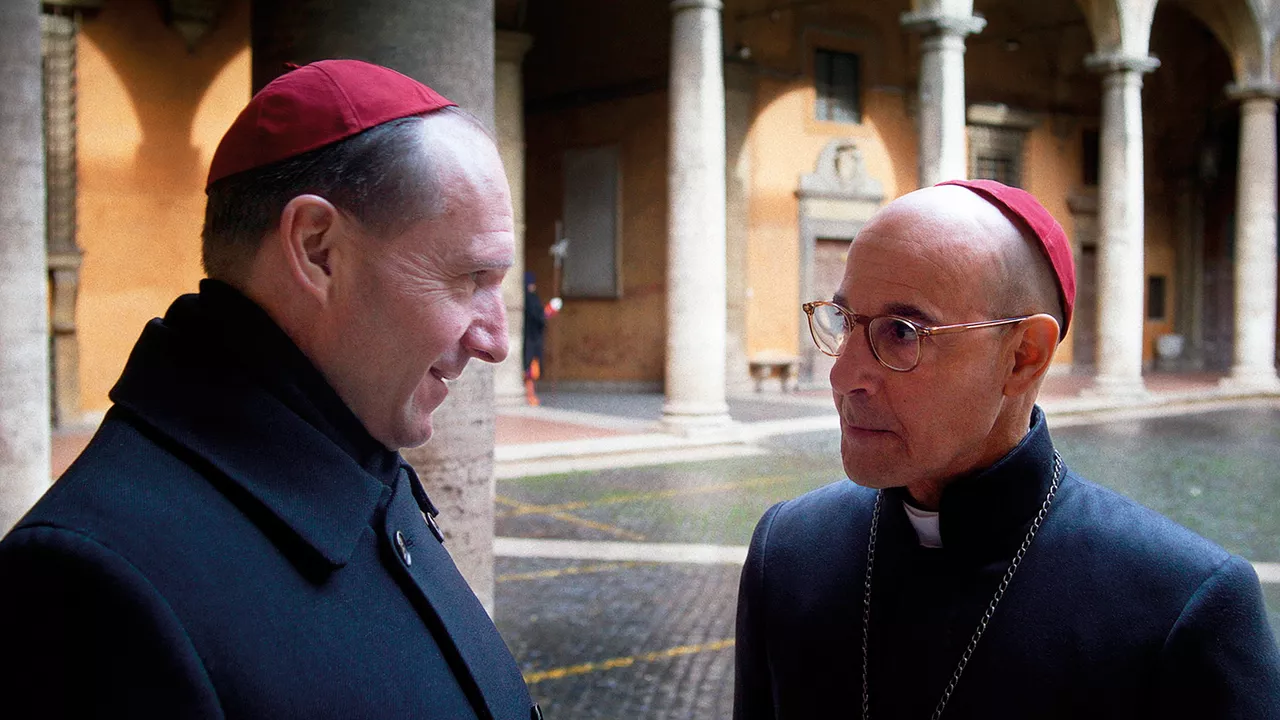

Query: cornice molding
[899,11,986,38]
[1226,82,1280,102]
[671,0,722,12]
[1083,52,1160,75]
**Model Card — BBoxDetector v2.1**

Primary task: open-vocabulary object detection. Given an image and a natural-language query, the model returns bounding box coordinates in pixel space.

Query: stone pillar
[1085,53,1159,398]
[663,0,730,430]
[0,0,50,531]
[725,59,754,394]
[253,0,501,613]
[1223,84,1280,391]
[494,31,533,407]
[901,10,985,187]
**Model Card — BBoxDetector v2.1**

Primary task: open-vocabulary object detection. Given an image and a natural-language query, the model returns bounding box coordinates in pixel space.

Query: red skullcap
[207,59,455,188]
[936,179,1076,339]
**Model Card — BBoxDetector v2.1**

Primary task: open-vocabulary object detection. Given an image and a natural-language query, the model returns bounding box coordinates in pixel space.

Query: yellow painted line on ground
[497,475,792,518]
[495,496,647,541]
[523,638,736,685]
[496,561,652,583]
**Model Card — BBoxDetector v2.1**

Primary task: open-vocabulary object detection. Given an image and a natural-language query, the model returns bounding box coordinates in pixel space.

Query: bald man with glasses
[733,180,1280,719]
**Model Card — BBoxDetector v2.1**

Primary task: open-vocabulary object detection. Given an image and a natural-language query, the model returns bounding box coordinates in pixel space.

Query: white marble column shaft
[663,0,730,428]
[901,12,985,187]
[0,0,50,532]
[495,31,533,406]
[1225,87,1280,391]
[1087,54,1158,398]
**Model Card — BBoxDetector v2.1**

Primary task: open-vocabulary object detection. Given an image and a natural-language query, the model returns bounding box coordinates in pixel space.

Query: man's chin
[401,420,434,449]
[389,411,435,450]
[841,452,902,490]
[845,473,897,490]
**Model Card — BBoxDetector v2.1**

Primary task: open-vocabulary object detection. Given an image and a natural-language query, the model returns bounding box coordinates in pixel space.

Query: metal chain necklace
[860,452,1063,720]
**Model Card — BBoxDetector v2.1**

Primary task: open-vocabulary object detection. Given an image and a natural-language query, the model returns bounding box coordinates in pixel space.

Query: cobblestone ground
[496,558,739,719]
[494,404,1280,718]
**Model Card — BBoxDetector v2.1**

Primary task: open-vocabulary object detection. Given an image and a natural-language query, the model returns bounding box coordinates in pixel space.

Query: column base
[1081,373,1149,401]
[1220,367,1280,394]
[661,400,734,437]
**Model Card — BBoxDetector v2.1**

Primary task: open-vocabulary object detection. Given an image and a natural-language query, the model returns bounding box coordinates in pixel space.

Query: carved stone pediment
[795,139,886,386]
[797,139,885,203]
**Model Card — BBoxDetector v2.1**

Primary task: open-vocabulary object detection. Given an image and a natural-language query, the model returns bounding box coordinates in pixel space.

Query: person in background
[523,271,548,406]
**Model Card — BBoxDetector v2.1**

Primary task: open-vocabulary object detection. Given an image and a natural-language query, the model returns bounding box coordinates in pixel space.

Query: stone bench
[748,353,799,393]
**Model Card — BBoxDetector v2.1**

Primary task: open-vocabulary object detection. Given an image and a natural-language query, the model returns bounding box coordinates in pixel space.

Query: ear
[276,194,345,304]
[1002,314,1060,397]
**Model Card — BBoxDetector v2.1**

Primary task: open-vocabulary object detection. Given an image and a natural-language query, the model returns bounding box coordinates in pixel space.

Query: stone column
[663,0,730,430]
[0,0,50,531]
[1223,84,1280,391]
[1085,53,1159,398]
[253,0,501,613]
[901,10,985,187]
[724,59,755,394]
[494,31,533,407]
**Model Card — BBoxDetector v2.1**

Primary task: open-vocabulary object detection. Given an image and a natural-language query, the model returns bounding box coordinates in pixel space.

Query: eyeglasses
[802,300,1031,372]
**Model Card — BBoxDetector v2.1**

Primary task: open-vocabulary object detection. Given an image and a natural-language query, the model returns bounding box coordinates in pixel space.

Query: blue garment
[0,281,538,719]
[735,407,1280,719]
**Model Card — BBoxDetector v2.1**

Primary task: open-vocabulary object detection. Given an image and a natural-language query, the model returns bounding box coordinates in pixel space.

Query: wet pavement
[497,558,739,719]
[493,402,1280,718]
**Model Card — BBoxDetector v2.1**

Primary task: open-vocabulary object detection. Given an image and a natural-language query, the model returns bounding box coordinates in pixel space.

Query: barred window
[815,49,861,124]
[968,125,1026,188]
[973,155,1018,187]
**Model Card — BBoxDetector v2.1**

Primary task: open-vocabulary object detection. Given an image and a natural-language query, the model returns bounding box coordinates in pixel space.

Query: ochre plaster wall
[524,91,669,385]
[744,79,915,359]
[1021,123,1086,366]
[76,0,249,413]
[1143,209,1178,363]
[738,0,1201,374]
[70,0,1227,397]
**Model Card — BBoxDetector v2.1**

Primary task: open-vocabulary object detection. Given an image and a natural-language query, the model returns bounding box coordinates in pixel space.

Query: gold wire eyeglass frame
[801,300,1032,372]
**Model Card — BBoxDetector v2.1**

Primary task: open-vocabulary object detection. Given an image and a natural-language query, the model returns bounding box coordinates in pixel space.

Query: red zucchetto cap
[206,59,455,189]
[936,179,1076,339]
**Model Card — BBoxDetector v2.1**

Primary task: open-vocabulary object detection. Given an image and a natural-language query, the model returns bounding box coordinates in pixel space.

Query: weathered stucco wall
[524,91,669,386]
[77,0,249,413]
[744,78,915,360]
[739,0,1096,370]
[65,0,1240,394]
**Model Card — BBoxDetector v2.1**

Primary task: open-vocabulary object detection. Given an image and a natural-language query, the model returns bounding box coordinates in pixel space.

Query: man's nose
[464,292,509,364]
[828,327,879,394]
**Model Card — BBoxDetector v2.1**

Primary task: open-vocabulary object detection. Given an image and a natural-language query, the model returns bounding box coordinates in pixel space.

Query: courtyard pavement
[490,376,1280,718]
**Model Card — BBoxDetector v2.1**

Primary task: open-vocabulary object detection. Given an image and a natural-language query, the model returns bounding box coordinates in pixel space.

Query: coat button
[395,530,411,566]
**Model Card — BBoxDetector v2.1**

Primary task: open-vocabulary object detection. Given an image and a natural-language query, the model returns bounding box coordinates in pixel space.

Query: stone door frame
[796,138,884,385]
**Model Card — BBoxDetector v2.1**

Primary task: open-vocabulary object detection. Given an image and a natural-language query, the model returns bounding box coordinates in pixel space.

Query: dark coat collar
[886,406,1059,560]
[109,280,403,568]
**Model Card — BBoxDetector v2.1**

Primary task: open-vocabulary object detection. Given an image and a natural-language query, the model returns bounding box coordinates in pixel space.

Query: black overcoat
[0,282,538,719]
[735,408,1280,719]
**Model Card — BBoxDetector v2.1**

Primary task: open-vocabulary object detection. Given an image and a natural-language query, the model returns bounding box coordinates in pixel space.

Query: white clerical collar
[902,502,943,548]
